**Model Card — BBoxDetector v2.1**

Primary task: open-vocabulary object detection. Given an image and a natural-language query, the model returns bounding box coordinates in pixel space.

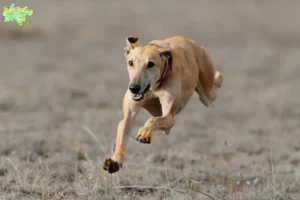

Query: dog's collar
[148,43,172,89]
[155,61,170,89]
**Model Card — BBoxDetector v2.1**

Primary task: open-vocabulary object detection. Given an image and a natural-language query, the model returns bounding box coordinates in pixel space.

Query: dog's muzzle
[129,84,150,101]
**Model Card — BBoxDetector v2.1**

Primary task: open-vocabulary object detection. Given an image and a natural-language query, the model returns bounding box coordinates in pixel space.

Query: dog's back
[149,36,223,107]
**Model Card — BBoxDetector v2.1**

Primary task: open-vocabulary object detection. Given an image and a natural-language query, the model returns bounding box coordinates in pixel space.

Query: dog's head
[124,36,172,101]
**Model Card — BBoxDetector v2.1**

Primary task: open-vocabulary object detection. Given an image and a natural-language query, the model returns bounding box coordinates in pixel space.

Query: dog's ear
[160,50,173,71]
[125,36,139,53]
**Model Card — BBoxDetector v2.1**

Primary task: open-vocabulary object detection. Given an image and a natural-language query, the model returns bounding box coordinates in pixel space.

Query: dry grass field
[0,0,300,199]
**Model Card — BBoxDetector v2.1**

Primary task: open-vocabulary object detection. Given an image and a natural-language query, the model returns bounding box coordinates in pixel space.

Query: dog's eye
[128,60,133,66]
[147,61,155,68]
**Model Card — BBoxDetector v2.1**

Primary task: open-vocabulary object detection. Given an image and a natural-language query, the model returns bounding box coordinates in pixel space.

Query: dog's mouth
[131,84,151,101]
[132,93,144,101]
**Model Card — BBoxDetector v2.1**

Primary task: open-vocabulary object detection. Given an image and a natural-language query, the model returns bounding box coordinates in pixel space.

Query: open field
[0,0,300,199]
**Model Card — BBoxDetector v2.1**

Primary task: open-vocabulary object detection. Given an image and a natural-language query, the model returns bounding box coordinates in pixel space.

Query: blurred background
[0,0,299,199]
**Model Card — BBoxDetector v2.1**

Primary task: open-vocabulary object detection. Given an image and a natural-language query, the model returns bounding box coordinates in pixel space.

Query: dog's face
[124,37,172,101]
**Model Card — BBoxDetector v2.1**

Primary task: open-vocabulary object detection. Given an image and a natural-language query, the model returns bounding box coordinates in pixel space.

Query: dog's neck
[155,60,171,89]
[147,43,172,91]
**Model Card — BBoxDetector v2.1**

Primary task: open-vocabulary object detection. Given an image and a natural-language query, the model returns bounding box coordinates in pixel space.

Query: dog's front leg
[103,92,140,173]
[136,114,174,143]
[136,96,176,144]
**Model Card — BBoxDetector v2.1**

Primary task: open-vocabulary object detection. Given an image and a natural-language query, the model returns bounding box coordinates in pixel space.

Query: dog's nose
[129,84,141,94]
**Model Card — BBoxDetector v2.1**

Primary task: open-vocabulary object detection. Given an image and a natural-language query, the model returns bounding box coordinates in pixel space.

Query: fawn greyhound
[103,36,223,173]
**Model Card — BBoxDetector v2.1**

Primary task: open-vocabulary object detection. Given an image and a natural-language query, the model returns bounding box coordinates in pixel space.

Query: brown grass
[0,0,300,199]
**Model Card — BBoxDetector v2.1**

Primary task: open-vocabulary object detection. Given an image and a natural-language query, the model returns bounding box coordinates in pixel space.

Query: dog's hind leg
[195,71,223,106]
[195,83,210,107]
[209,71,223,103]
[195,47,222,106]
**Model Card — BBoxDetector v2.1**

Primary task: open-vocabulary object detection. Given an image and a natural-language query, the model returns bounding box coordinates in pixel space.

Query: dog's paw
[136,126,153,144]
[162,130,170,135]
[103,158,122,173]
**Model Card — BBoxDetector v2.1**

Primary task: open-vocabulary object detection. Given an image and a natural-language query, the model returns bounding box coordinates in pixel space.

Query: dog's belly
[176,68,198,114]
[176,88,195,114]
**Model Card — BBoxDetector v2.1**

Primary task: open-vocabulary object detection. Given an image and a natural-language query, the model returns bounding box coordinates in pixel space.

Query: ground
[0,0,300,199]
